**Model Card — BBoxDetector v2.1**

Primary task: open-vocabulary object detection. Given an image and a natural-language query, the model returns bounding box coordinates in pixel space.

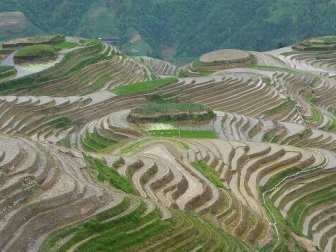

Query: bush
[47,117,72,128]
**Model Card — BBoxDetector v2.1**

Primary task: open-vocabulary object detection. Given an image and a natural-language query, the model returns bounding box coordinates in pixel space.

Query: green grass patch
[260,167,303,193]
[262,133,279,143]
[323,116,336,132]
[82,132,117,152]
[198,70,215,76]
[263,98,294,117]
[311,108,321,122]
[53,41,79,50]
[15,45,56,61]
[147,129,180,137]
[192,161,224,188]
[120,140,149,154]
[39,197,132,251]
[112,77,177,95]
[40,192,253,252]
[120,138,188,154]
[0,65,15,73]
[147,129,217,139]
[47,117,72,128]
[247,64,299,74]
[287,184,336,234]
[91,74,111,91]
[305,94,315,104]
[64,54,106,76]
[0,65,16,79]
[260,197,306,252]
[84,154,136,194]
[56,135,71,148]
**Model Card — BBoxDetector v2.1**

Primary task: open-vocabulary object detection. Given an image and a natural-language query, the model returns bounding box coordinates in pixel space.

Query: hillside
[0,34,336,252]
[1,0,336,63]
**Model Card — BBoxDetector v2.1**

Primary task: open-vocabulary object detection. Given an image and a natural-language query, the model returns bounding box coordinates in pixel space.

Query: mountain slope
[1,0,336,62]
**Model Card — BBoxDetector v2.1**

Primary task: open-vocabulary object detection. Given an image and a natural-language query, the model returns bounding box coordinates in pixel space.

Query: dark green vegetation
[112,78,177,96]
[47,117,72,129]
[52,41,79,50]
[305,93,315,104]
[14,45,56,62]
[261,197,306,252]
[286,182,336,235]
[263,98,295,117]
[84,154,136,194]
[260,167,303,193]
[0,65,17,79]
[83,132,117,152]
[192,161,225,188]
[311,108,321,123]
[128,103,215,123]
[39,196,252,252]
[2,0,336,62]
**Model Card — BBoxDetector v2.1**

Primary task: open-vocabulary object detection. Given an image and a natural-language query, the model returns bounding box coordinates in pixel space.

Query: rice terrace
[1,27,336,252]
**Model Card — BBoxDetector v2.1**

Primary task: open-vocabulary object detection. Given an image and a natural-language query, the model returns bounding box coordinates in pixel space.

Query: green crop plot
[112,78,177,95]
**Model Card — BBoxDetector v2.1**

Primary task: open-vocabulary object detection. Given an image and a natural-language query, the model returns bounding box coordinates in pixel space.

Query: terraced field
[0,35,336,252]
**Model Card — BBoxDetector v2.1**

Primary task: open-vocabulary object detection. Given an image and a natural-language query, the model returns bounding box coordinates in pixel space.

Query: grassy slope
[147,129,217,139]
[112,78,178,95]
[0,65,17,79]
[15,45,56,61]
[192,161,225,188]
[84,154,136,194]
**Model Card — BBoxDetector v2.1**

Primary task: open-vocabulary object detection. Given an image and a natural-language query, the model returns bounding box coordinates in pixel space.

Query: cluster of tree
[1,0,336,62]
